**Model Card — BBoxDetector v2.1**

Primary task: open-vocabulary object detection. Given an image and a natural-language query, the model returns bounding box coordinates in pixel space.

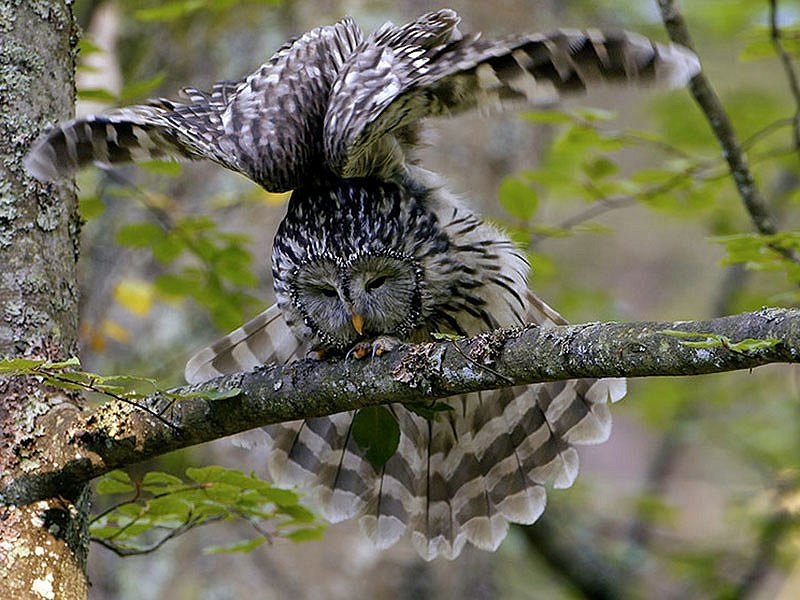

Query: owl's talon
[345,337,400,361]
[372,335,401,357]
[346,342,371,361]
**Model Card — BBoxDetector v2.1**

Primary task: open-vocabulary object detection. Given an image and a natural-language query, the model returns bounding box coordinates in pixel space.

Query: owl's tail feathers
[264,373,626,561]
[184,303,306,384]
[25,99,232,183]
[403,377,625,560]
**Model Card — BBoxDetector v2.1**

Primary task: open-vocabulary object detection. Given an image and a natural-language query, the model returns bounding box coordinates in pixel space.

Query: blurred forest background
[61,0,800,598]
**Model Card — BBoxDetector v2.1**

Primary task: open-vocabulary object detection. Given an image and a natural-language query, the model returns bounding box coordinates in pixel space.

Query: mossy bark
[0,1,88,598]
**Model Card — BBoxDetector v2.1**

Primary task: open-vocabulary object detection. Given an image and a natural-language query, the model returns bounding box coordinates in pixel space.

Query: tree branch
[2,308,799,506]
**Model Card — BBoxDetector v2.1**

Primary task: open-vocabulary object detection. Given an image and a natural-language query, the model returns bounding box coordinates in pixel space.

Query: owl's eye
[317,286,338,298]
[365,275,388,292]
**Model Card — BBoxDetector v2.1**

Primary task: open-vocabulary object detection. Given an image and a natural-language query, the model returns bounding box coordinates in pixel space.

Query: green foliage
[91,466,325,554]
[498,176,538,222]
[0,357,240,405]
[352,405,401,469]
[113,211,261,331]
[131,0,280,23]
[659,330,781,352]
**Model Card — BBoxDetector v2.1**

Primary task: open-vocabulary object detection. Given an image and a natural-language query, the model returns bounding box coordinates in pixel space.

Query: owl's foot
[346,336,402,360]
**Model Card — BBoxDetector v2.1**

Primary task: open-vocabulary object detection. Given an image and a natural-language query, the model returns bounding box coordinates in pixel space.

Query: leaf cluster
[92,466,325,555]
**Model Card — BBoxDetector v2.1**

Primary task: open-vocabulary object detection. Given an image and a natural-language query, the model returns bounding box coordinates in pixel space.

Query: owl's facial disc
[290,251,423,351]
[290,257,355,349]
[346,252,422,341]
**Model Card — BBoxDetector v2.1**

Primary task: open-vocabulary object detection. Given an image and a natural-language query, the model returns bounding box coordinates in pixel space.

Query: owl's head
[289,248,424,349]
[272,178,453,352]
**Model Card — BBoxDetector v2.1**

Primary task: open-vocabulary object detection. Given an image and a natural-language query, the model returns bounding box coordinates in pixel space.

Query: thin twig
[770,0,800,151]
[656,0,790,246]
[42,371,177,431]
[92,514,212,557]
[729,509,794,599]
[742,117,795,151]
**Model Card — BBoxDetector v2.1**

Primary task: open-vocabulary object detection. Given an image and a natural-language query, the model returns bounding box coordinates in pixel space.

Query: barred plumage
[31,10,699,559]
[25,10,698,190]
[186,171,628,559]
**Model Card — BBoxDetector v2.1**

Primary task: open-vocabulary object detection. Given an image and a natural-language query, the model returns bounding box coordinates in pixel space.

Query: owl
[26,10,700,559]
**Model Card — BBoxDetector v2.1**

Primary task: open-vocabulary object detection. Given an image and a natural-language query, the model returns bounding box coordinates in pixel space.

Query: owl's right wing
[324,9,700,178]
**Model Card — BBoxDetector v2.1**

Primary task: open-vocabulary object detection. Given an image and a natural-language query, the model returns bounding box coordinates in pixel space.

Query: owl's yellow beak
[351,313,364,335]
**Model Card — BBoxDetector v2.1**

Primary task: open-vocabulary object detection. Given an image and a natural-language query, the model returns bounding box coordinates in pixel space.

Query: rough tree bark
[0,2,89,599]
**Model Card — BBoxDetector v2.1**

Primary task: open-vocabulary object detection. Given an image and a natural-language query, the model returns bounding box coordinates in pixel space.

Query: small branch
[656,0,787,243]
[2,308,800,506]
[91,514,213,557]
[523,510,629,600]
[730,509,794,599]
[770,0,800,151]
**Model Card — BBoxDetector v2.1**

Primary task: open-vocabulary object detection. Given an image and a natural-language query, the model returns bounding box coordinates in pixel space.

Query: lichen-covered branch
[2,307,799,507]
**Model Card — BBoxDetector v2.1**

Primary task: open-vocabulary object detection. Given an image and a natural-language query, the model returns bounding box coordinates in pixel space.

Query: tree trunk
[0,2,88,598]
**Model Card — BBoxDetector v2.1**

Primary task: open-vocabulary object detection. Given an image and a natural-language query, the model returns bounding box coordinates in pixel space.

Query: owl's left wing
[324,9,700,177]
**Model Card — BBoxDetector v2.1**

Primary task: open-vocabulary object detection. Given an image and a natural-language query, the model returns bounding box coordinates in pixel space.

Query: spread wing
[324,9,700,177]
[26,18,363,191]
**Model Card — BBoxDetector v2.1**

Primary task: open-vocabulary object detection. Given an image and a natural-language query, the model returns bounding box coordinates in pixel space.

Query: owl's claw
[346,336,402,361]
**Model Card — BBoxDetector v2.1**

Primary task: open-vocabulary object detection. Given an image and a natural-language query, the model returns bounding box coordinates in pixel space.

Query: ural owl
[26,9,699,559]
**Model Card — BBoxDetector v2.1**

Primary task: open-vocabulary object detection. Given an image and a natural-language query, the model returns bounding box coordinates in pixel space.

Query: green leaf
[519,110,575,124]
[352,406,401,469]
[726,338,781,352]
[44,357,82,370]
[498,176,538,221]
[0,358,46,373]
[77,88,118,103]
[146,495,191,519]
[134,0,206,22]
[573,107,616,122]
[138,159,182,176]
[76,37,103,57]
[79,195,105,219]
[96,470,135,495]
[260,487,300,507]
[151,237,184,264]
[658,330,780,352]
[582,156,618,180]
[205,537,268,554]
[120,73,167,104]
[141,471,185,493]
[285,526,327,542]
[116,222,165,248]
[278,504,316,524]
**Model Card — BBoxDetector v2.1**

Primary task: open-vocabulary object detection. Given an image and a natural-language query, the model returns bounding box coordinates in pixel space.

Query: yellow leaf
[81,322,106,353]
[114,279,154,317]
[102,320,130,343]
